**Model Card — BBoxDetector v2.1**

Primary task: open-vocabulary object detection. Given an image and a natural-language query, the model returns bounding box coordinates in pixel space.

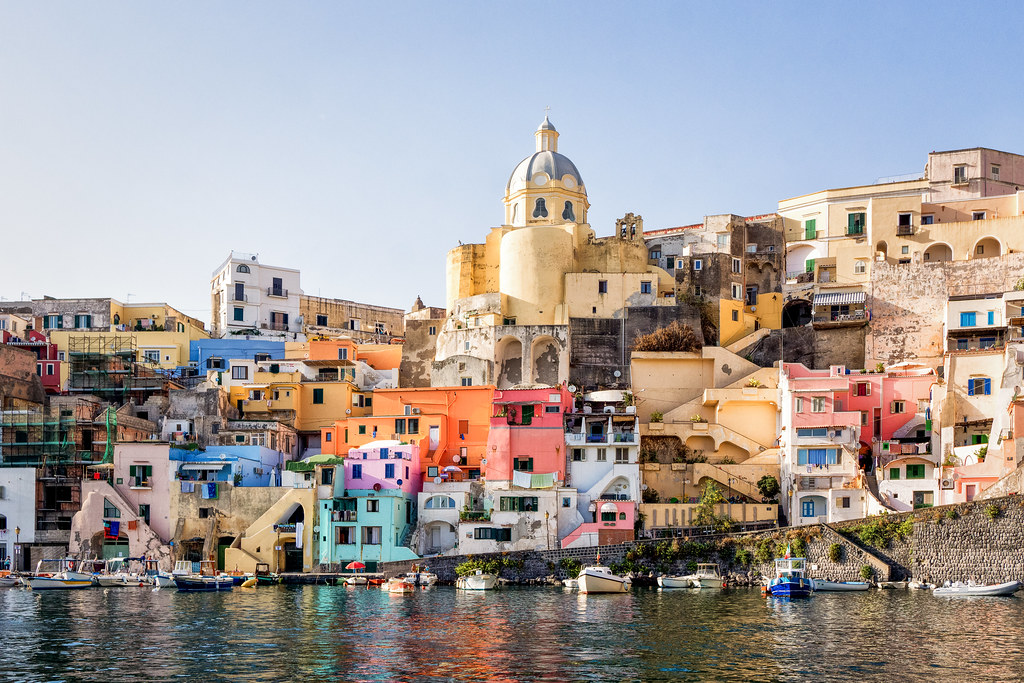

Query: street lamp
[14,526,21,572]
[545,511,550,551]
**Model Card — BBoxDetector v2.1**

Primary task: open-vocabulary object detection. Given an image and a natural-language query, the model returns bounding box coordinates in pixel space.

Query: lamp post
[14,526,21,572]
[545,511,550,551]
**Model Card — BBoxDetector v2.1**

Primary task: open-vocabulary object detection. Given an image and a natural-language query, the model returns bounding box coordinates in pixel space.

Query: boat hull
[657,575,693,589]
[0,576,19,588]
[153,574,175,588]
[578,570,631,594]
[456,573,497,590]
[693,576,724,589]
[175,576,234,592]
[27,576,93,590]
[767,579,813,598]
[812,580,870,592]
[934,581,1021,596]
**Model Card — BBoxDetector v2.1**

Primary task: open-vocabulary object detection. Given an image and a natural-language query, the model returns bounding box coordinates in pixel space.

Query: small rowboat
[812,579,871,592]
[934,580,1021,597]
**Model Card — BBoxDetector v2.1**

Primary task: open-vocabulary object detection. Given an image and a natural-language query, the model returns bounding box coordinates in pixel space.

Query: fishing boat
[405,566,438,587]
[811,579,871,592]
[254,563,280,586]
[764,552,813,598]
[0,574,20,588]
[26,559,94,590]
[691,563,724,588]
[175,560,234,592]
[456,570,498,591]
[577,565,631,594]
[656,574,693,589]
[933,580,1021,597]
[345,575,368,586]
[382,577,415,593]
[562,578,578,590]
[145,559,175,588]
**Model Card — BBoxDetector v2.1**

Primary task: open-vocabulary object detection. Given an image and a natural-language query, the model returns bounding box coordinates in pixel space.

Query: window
[676,259,685,269]
[953,165,967,184]
[499,496,538,512]
[795,397,804,413]
[854,382,871,397]
[693,259,702,271]
[838,496,850,509]
[325,432,332,442]
[208,357,226,370]
[601,511,617,522]
[732,258,741,274]
[351,464,362,480]
[362,526,382,544]
[46,364,54,376]
[533,198,548,218]
[615,447,629,463]
[237,264,250,273]
[461,377,473,386]
[562,201,575,221]
[394,419,406,435]
[44,314,63,329]
[731,283,742,300]
[804,219,817,240]
[913,491,934,508]
[890,400,906,413]
[425,495,456,509]
[693,285,702,298]
[898,213,913,229]
[143,349,160,363]
[231,366,248,380]
[562,497,571,508]
[921,214,934,225]
[129,465,153,486]
[598,280,608,294]
[972,211,986,221]
[513,457,534,472]
[408,418,419,434]
[315,314,328,326]
[847,212,865,235]
[731,310,739,322]
[797,448,840,465]
[854,260,867,274]
[796,428,827,438]
[717,234,729,249]
[321,468,334,485]
[805,258,815,274]
[75,314,92,328]
[596,448,607,462]
[545,405,560,413]
[992,164,1001,180]
[906,464,926,480]
[474,527,511,541]
[357,425,367,435]
[335,527,355,544]
[985,310,995,326]
[649,248,662,260]
[968,377,992,396]
[979,337,996,349]
[464,341,470,351]
[960,311,977,327]
[103,498,121,519]
[640,281,652,294]
[901,245,909,255]
[745,285,758,306]
[312,388,324,404]
[428,325,437,335]
[889,467,900,480]
[811,397,825,413]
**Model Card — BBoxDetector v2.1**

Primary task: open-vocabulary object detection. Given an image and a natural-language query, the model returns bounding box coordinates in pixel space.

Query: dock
[279,572,385,585]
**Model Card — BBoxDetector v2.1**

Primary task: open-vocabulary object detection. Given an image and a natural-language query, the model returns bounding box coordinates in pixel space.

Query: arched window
[533,198,548,218]
[562,201,575,221]
[619,512,627,520]
[425,496,456,509]
[0,514,6,531]
[237,265,251,273]
[113,313,120,325]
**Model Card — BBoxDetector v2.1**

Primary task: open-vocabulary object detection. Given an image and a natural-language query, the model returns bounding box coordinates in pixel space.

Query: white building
[0,468,36,570]
[210,251,303,338]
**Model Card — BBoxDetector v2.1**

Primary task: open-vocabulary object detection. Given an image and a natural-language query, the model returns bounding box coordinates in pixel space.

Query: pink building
[485,386,574,484]
[344,440,422,495]
[2,329,61,394]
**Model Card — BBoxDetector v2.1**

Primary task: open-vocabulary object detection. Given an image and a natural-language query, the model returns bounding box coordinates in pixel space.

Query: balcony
[896,224,915,236]
[231,294,248,302]
[267,287,288,298]
[786,271,814,284]
[845,229,865,237]
[812,310,867,328]
[566,432,637,445]
[267,322,288,331]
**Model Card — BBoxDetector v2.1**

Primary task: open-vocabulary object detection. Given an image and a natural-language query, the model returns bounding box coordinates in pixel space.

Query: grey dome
[538,114,556,131]
[506,151,584,193]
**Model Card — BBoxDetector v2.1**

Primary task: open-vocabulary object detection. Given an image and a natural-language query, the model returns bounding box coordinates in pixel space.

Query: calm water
[2,584,1023,681]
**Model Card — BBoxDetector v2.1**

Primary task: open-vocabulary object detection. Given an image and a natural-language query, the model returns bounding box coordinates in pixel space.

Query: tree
[631,321,702,353]
[757,475,780,503]
[693,481,734,532]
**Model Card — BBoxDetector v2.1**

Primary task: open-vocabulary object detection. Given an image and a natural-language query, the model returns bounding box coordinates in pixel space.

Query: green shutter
[129,465,136,477]
[804,219,816,240]
[805,258,816,274]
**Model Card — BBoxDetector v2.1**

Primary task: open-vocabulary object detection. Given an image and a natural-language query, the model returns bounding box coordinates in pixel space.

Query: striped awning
[813,291,866,306]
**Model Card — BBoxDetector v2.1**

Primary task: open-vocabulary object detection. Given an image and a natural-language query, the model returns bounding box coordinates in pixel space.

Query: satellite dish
[453,455,461,463]
[568,384,577,393]
[613,371,621,378]
[641,484,648,490]
[481,458,487,466]
[397,479,403,486]
[433,476,442,484]
[250,255,257,261]
[313,525,320,533]
[345,409,352,415]
[372,483,382,492]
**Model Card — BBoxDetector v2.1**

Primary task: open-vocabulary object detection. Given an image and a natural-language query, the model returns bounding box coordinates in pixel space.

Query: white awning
[600,502,619,513]
[813,291,866,306]
[180,463,229,471]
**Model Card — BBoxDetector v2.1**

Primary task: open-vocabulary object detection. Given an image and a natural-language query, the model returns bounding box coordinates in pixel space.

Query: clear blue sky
[2,2,1022,322]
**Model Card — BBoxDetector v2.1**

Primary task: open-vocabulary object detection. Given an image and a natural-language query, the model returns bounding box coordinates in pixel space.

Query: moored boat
[455,570,497,591]
[812,579,871,592]
[691,564,724,588]
[254,562,280,586]
[26,559,95,590]
[577,565,631,594]
[345,575,368,586]
[657,574,693,589]
[0,574,20,588]
[562,578,578,589]
[382,577,415,593]
[933,580,1021,597]
[764,553,813,598]
[174,575,235,592]
[405,570,438,587]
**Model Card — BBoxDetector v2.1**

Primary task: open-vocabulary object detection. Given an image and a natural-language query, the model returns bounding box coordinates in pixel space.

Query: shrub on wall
[828,543,843,563]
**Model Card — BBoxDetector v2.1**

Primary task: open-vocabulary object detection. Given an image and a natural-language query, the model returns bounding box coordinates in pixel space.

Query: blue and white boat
[765,554,813,598]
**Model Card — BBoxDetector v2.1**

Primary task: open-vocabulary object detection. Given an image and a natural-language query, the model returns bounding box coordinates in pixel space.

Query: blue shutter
[968,381,975,396]
[988,311,995,325]
[984,378,991,395]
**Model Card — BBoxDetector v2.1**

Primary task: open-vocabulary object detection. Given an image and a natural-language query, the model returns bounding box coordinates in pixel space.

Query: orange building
[322,385,495,485]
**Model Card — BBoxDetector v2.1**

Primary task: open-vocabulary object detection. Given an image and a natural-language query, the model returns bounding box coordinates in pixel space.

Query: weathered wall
[813,325,866,370]
[866,253,1024,366]
[0,345,46,404]
[399,318,443,388]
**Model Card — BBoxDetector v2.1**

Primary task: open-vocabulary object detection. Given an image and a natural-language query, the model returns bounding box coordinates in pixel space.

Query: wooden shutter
[805,259,815,273]
[984,378,991,395]
[804,219,816,240]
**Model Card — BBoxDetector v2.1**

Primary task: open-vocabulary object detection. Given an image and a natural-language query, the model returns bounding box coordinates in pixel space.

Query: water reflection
[3,585,1024,681]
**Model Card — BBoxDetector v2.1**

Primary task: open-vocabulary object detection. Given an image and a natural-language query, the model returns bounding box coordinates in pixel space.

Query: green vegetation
[632,321,702,353]
[693,481,736,533]
[455,555,524,577]
[860,565,874,581]
[842,517,914,548]
[791,537,807,558]
[754,538,774,565]
[984,504,1001,521]
[756,475,780,503]
[559,558,582,578]
[735,549,753,566]
[828,543,843,563]
[650,411,664,423]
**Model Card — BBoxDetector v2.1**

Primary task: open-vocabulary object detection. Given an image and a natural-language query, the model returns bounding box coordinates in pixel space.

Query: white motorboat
[812,579,871,592]
[0,575,21,588]
[934,580,1021,597]
[153,573,176,588]
[657,575,693,589]
[562,578,578,589]
[346,575,368,586]
[94,574,128,587]
[382,577,415,593]
[27,559,95,589]
[908,580,936,590]
[456,570,497,590]
[691,564,724,589]
[405,570,438,587]
[577,565,631,594]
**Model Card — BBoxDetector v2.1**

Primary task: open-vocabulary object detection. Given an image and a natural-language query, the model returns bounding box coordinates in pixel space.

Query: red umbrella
[345,561,366,571]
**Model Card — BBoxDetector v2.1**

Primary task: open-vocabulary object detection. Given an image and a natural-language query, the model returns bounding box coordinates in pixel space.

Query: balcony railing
[267,287,288,298]
[813,310,867,325]
[568,432,637,444]
[267,322,288,331]
[896,225,915,236]
[232,294,248,302]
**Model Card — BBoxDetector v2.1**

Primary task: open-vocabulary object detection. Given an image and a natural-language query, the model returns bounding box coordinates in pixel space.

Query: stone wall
[814,325,866,370]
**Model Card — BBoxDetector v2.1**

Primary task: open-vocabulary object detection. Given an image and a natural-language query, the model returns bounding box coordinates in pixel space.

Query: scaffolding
[66,334,172,402]
[0,399,77,466]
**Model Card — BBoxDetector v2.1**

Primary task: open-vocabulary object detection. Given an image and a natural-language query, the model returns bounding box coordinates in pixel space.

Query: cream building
[436,117,676,389]
[211,252,303,338]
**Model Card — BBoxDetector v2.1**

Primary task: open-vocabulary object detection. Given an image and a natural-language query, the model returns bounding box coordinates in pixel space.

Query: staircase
[200,516,218,560]
[863,470,897,512]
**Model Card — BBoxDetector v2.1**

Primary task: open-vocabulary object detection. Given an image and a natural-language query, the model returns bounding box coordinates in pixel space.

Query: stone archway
[530,335,561,386]
[971,236,1001,259]
[782,300,812,328]
[923,242,953,263]
[495,336,523,389]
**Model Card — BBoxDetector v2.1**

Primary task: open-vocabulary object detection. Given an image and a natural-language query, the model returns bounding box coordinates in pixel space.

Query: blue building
[170,445,288,487]
[190,339,286,373]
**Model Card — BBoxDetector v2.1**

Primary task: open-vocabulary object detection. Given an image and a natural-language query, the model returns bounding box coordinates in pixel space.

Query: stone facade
[300,294,405,343]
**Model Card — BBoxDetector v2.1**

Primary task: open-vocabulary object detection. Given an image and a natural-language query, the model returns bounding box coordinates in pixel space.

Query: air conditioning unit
[603,406,615,414]
[940,478,955,490]
[411,407,421,414]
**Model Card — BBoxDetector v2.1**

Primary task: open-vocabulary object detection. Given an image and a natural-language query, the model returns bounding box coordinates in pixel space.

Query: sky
[3,1,1024,323]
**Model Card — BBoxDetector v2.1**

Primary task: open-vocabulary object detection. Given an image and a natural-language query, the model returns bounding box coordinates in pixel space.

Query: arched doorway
[923,243,953,263]
[782,300,812,328]
[972,237,1001,259]
[875,241,888,262]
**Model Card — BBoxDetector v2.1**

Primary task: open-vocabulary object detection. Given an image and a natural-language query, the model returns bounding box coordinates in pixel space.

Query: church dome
[505,116,584,193]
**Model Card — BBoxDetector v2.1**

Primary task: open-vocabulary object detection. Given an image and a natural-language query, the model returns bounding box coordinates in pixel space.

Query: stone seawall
[381,496,1024,586]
